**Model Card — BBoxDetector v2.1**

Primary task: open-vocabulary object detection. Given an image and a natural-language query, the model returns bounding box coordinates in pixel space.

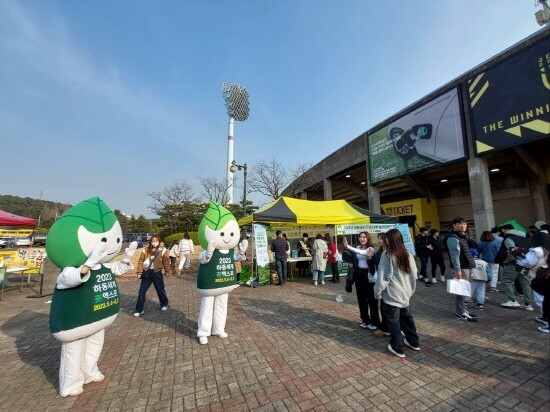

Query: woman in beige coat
[311,234,328,285]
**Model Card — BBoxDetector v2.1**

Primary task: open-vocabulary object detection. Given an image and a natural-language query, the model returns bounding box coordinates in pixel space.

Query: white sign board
[336,224,396,236]
[253,224,270,267]
[396,224,416,256]
[270,226,332,240]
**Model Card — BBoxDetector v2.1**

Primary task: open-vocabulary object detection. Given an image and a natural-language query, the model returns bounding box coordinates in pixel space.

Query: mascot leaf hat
[198,201,237,249]
[46,197,120,268]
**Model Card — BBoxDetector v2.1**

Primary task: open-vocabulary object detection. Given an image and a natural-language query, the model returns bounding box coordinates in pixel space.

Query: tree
[147,180,196,234]
[248,159,289,200]
[286,162,323,198]
[113,209,131,233]
[199,177,233,205]
[132,215,151,233]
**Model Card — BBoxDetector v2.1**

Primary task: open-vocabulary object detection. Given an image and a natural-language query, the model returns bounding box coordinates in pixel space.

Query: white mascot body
[196,201,247,344]
[46,197,137,397]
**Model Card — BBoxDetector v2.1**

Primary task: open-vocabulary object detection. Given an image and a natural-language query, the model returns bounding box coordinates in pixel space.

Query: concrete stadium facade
[282,28,550,238]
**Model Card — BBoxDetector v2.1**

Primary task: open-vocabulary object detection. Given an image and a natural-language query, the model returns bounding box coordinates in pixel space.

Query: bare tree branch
[147,180,196,233]
[248,159,290,200]
[199,177,235,204]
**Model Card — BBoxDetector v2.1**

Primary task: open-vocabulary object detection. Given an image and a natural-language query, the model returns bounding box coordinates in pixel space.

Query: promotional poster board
[466,37,550,155]
[252,224,271,285]
[368,87,467,184]
[396,224,416,257]
[336,224,396,236]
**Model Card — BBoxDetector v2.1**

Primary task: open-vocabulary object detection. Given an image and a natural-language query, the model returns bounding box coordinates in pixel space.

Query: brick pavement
[0,262,548,412]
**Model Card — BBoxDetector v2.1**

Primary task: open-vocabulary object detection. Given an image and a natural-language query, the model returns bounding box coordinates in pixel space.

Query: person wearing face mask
[134,235,171,317]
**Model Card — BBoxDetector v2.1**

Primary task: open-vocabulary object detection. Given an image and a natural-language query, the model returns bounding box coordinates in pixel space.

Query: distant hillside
[0,195,72,228]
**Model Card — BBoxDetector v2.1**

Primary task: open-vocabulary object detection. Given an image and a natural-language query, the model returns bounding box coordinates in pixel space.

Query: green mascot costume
[196,201,247,344]
[47,197,137,397]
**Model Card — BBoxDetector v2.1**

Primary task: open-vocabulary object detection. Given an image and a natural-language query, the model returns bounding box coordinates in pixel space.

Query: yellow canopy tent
[238,196,397,226]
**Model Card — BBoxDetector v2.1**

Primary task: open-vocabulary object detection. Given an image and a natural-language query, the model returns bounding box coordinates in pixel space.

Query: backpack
[494,234,533,264]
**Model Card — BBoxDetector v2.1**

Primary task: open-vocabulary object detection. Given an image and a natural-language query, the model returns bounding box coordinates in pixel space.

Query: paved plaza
[0,262,548,412]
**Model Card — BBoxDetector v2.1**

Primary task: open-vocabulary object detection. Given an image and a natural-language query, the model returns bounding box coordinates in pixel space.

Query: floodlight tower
[222,82,249,204]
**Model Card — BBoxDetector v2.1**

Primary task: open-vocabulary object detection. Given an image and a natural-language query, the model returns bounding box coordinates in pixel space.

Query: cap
[535,220,546,229]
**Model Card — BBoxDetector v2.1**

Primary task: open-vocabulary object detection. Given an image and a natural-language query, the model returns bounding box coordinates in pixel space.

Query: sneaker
[535,315,548,325]
[366,324,377,331]
[488,288,499,293]
[216,332,228,338]
[524,304,534,312]
[422,278,429,284]
[465,311,477,318]
[404,339,420,351]
[500,300,521,308]
[161,306,168,311]
[464,301,468,307]
[387,344,405,358]
[424,282,431,287]
[314,280,318,286]
[485,296,490,301]
[538,324,549,334]
[84,373,105,384]
[431,278,437,284]
[456,313,478,322]
[474,303,484,310]
[198,336,208,344]
[440,275,446,282]
[373,330,387,338]
[133,311,144,317]
[360,323,369,329]
[321,280,325,285]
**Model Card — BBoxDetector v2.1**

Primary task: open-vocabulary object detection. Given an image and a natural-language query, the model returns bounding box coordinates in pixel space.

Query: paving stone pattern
[0,262,548,411]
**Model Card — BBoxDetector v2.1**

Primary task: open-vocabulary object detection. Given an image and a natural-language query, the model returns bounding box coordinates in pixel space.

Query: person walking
[371,232,391,338]
[374,228,420,358]
[428,229,445,283]
[326,233,340,283]
[311,234,328,285]
[168,240,179,276]
[177,232,194,272]
[444,217,478,322]
[271,230,289,285]
[343,232,378,330]
[414,227,433,285]
[477,231,501,293]
[134,235,171,317]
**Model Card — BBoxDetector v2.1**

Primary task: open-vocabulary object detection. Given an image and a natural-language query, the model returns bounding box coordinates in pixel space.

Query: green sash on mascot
[197,249,237,290]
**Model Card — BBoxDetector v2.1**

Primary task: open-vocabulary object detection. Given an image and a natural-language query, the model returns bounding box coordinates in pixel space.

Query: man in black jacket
[271,230,289,285]
[415,227,433,286]
[428,229,446,283]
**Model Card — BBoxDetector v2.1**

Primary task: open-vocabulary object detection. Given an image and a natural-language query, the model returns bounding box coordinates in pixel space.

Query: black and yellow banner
[467,36,550,155]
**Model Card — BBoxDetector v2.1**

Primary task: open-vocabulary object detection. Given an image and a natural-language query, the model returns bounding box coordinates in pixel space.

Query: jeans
[313,270,325,281]
[502,264,533,305]
[455,269,472,315]
[430,254,445,278]
[382,302,419,353]
[135,270,169,312]
[331,262,340,282]
[488,263,499,289]
[355,268,379,326]
[418,255,429,280]
[276,258,287,284]
[470,280,485,304]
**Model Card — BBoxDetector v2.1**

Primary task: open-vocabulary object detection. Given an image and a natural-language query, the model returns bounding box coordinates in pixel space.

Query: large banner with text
[368,87,467,184]
[466,37,550,155]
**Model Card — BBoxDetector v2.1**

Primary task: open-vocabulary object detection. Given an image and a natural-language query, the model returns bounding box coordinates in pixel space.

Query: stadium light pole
[222,83,249,204]
[229,160,247,217]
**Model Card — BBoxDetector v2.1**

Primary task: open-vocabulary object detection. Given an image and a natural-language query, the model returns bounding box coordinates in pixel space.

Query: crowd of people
[337,218,550,357]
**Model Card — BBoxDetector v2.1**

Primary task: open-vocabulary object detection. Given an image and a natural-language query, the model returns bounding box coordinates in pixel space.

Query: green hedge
[163,232,199,248]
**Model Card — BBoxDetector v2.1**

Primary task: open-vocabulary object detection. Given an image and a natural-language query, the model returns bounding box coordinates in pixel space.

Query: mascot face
[198,201,240,251]
[46,197,122,268]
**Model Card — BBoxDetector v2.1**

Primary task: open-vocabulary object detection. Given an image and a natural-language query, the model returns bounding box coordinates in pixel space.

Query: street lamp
[222,82,249,204]
[229,160,247,216]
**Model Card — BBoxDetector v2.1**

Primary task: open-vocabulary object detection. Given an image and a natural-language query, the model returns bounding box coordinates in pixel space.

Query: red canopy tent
[0,210,36,227]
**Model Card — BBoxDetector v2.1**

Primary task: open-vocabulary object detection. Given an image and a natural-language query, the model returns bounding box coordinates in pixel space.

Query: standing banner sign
[396,224,416,257]
[253,224,270,267]
[336,224,396,236]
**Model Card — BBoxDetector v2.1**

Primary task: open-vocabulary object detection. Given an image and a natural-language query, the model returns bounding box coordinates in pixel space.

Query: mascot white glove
[84,241,108,269]
[121,241,138,264]
[206,240,216,260]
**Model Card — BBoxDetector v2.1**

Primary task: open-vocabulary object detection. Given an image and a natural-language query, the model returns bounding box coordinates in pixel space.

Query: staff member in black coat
[428,229,446,284]
[414,227,433,286]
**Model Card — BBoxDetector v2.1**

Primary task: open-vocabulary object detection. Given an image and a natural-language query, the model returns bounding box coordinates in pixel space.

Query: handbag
[446,279,472,297]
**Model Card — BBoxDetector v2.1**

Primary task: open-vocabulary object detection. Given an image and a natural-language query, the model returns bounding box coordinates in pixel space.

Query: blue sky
[1,1,544,218]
